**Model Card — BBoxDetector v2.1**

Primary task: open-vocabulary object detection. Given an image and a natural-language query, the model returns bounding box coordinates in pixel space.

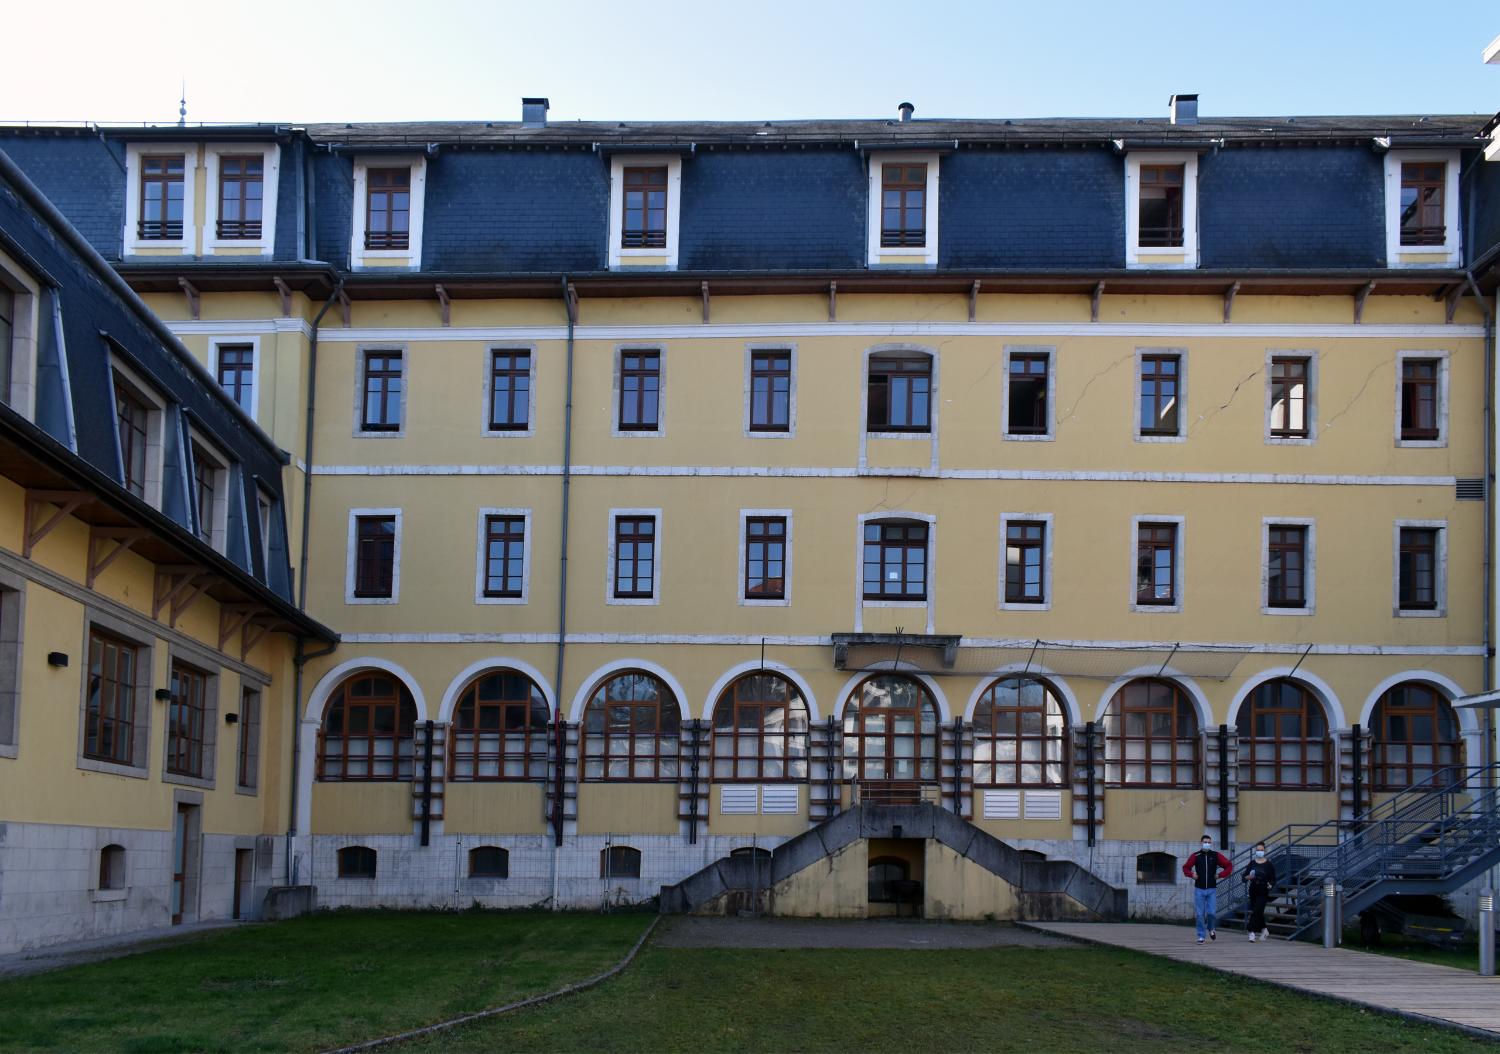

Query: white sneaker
[1261,928,1270,941]
[1196,937,1205,944]
[1248,933,1257,942]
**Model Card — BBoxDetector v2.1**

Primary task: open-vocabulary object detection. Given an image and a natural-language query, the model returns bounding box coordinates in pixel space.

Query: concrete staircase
[659,802,1127,919]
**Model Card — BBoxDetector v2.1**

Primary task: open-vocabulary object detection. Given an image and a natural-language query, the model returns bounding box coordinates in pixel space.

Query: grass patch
[412,938,1494,1053]
[0,910,648,1053]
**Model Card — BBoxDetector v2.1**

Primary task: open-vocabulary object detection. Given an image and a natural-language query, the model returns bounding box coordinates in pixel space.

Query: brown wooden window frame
[862,520,928,601]
[1400,358,1441,441]
[1399,162,1446,247]
[1103,678,1200,789]
[138,154,185,240]
[449,670,550,782]
[317,673,417,782]
[236,687,261,791]
[353,515,397,599]
[1268,356,1310,439]
[582,671,681,782]
[617,350,661,432]
[1398,526,1439,611]
[748,350,792,433]
[841,674,940,785]
[972,676,1068,788]
[488,349,531,431]
[621,166,668,249]
[1266,524,1308,609]
[1236,679,1330,790]
[744,516,787,601]
[165,662,209,780]
[866,352,932,433]
[1006,352,1049,436]
[191,443,222,547]
[1138,354,1181,436]
[215,343,255,411]
[1371,682,1462,791]
[216,155,264,240]
[365,167,411,250]
[482,515,526,599]
[1137,163,1185,247]
[469,846,509,878]
[84,628,138,766]
[612,516,656,599]
[1135,522,1178,607]
[880,163,928,248]
[114,379,150,499]
[1004,520,1046,605]
[360,350,404,433]
[710,672,810,781]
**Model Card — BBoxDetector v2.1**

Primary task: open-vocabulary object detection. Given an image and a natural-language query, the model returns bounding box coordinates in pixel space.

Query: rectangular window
[1399,162,1446,247]
[749,350,791,432]
[192,444,218,546]
[236,688,260,790]
[618,351,660,431]
[361,350,403,432]
[1139,354,1181,436]
[1399,527,1438,610]
[613,517,656,599]
[114,381,149,498]
[365,168,411,250]
[488,350,530,431]
[1136,523,1178,606]
[862,522,928,601]
[0,286,12,405]
[1400,358,1440,441]
[216,344,255,411]
[138,155,185,240]
[622,167,668,248]
[354,515,397,598]
[744,516,787,600]
[1267,525,1307,609]
[867,353,932,433]
[166,663,208,779]
[257,491,274,570]
[1007,353,1049,436]
[1005,521,1046,604]
[1137,164,1184,247]
[216,156,264,240]
[84,629,138,765]
[880,164,927,248]
[1269,356,1309,439]
[483,515,526,598]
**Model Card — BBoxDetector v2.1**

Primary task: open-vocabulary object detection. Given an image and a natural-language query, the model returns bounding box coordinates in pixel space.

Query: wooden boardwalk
[1022,922,1500,1039]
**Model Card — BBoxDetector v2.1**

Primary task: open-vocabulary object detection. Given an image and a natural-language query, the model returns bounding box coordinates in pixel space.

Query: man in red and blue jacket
[1182,834,1233,943]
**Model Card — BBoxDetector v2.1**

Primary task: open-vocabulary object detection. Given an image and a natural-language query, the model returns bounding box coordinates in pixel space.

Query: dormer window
[204,144,280,255]
[189,437,230,553]
[880,164,927,247]
[124,144,197,255]
[366,168,411,250]
[1383,152,1460,267]
[622,167,668,248]
[351,158,425,268]
[608,156,682,269]
[1137,164,1184,247]
[866,153,939,266]
[1125,152,1198,268]
[109,358,167,509]
[1399,162,1445,246]
[138,155,185,240]
[215,156,263,240]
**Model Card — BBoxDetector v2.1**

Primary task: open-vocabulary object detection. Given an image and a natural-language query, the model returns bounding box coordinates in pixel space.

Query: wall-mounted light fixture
[225,712,239,725]
[154,688,173,702]
[47,651,69,668]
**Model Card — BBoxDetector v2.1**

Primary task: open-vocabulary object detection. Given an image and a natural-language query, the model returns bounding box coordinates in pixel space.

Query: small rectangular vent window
[1456,479,1485,502]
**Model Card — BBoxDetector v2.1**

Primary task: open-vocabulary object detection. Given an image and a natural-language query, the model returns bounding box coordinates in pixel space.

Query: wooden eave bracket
[337,287,352,327]
[272,277,293,317]
[1222,281,1241,324]
[701,281,710,324]
[152,565,206,623]
[178,277,200,320]
[1353,281,1376,324]
[968,280,982,322]
[241,616,281,660]
[23,490,88,558]
[563,282,579,325]
[87,527,151,588]
[828,281,837,322]
[434,284,451,326]
[1445,283,1466,324]
[1090,281,1106,323]
[218,604,258,652]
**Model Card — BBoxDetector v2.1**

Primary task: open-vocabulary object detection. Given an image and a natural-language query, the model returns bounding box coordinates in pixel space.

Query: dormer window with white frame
[188,434,231,553]
[1383,151,1461,268]
[123,144,196,256]
[866,153,939,267]
[607,155,682,269]
[1124,152,1199,269]
[204,143,280,257]
[351,157,426,269]
[108,357,167,509]
[0,244,42,422]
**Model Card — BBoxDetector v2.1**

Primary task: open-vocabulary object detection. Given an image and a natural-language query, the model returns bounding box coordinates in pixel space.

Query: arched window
[972,676,1068,787]
[711,672,809,781]
[338,846,377,879]
[1104,678,1199,788]
[1236,679,1331,789]
[729,846,772,862]
[842,674,939,783]
[1136,852,1176,885]
[867,856,917,905]
[318,673,417,781]
[99,844,126,890]
[583,671,680,781]
[600,845,641,879]
[1371,682,1463,791]
[450,670,550,781]
[468,846,509,878]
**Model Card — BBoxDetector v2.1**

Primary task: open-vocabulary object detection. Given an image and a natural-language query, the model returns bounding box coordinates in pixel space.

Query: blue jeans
[1194,887,1218,939]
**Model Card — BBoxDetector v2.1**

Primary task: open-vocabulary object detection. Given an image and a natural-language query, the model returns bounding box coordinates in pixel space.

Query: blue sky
[4,0,1497,125]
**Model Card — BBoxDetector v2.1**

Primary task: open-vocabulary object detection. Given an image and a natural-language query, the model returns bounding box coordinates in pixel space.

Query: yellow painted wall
[923,840,1021,920]
[1103,789,1209,842]
[575,783,679,835]
[770,837,868,918]
[444,782,547,835]
[706,784,808,836]
[1236,790,1341,842]
[310,782,412,835]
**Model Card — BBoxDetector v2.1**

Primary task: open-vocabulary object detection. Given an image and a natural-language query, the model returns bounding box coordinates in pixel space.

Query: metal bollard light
[1480,889,1495,977]
[1323,879,1339,949]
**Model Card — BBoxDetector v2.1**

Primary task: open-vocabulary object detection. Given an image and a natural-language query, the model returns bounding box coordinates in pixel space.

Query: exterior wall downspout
[551,277,578,905]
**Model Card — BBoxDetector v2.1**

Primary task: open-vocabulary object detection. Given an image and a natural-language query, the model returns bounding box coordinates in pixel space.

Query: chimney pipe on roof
[898,101,915,123]
[521,97,550,128]
[1169,94,1199,126]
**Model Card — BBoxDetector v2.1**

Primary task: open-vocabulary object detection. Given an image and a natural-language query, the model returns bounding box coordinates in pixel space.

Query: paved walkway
[657,916,1071,949]
[1022,921,1500,1039]
[0,919,243,979]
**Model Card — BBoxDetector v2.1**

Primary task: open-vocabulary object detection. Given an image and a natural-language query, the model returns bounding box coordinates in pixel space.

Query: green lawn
[0,911,649,1054]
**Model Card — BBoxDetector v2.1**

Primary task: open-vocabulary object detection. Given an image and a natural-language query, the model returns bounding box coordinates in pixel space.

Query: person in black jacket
[1182,834,1233,943]
[1244,842,1277,942]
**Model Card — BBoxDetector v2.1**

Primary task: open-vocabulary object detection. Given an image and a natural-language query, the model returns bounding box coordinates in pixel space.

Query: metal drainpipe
[1217,724,1230,849]
[552,277,577,847]
[284,281,345,885]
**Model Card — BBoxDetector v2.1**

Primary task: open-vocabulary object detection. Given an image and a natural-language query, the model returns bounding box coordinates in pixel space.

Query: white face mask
[1201,842,1213,851]
[1254,851,1266,861]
